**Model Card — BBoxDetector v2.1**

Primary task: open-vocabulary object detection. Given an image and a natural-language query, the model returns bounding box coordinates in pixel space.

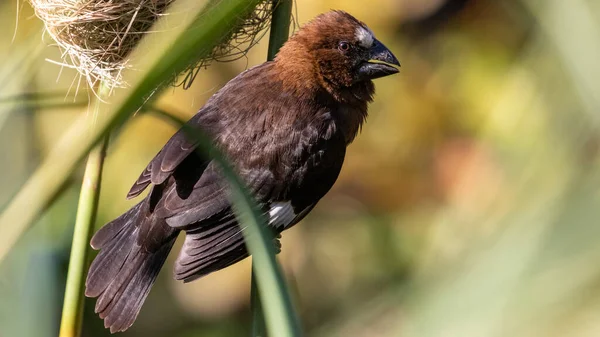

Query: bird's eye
[338,41,351,52]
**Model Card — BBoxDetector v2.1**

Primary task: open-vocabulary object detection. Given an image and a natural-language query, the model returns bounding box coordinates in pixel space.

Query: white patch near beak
[355,26,374,48]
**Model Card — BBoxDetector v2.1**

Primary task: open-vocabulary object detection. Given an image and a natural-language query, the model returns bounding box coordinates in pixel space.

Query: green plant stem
[4,102,88,111]
[252,1,294,336]
[58,83,111,337]
[0,91,86,105]
[148,104,300,337]
[58,136,108,337]
[267,0,293,60]
[251,271,267,337]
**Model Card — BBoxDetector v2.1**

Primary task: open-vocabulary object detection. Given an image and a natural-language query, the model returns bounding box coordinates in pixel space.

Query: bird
[85,10,400,333]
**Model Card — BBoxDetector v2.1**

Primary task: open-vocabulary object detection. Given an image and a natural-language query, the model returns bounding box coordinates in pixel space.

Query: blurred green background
[2,0,600,336]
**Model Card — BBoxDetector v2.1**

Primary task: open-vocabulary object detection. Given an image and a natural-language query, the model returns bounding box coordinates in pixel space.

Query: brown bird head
[275,10,400,98]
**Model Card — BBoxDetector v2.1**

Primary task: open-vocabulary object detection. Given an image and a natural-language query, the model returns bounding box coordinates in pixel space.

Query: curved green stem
[267,0,293,61]
[252,1,294,336]
[58,137,108,337]
[58,83,111,337]
[251,271,268,336]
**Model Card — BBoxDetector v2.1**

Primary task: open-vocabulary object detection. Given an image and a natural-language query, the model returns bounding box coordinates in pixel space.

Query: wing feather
[126,110,214,199]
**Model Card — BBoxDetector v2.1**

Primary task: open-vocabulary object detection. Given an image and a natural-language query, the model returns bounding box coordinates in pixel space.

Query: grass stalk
[58,85,111,337]
[267,0,293,61]
[251,271,267,336]
[58,137,108,337]
[251,1,293,336]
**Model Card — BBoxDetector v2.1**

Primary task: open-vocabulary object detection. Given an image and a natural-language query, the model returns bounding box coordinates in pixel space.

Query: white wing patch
[268,201,296,228]
[355,26,374,48]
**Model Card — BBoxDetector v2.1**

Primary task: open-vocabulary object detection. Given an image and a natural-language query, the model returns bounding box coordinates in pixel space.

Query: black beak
[356,39,400,81]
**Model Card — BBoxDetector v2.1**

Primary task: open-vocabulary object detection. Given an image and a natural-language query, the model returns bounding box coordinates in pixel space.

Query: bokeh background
[2,0,600,336]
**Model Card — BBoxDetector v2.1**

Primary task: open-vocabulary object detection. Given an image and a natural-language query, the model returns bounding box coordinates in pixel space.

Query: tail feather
[97,242,174,333]
[93,245,143,314]
[90,203,142,249]
[86,225,138,298]
[85,202,176,333]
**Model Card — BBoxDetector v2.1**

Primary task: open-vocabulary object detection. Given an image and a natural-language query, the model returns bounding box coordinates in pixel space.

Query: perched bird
[85,10,400,333]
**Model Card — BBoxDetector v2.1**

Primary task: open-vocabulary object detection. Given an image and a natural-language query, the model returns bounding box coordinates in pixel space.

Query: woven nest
[31,0,274,90]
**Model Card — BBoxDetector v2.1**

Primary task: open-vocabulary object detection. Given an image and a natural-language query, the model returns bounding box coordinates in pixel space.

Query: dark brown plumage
[85,10,399,333]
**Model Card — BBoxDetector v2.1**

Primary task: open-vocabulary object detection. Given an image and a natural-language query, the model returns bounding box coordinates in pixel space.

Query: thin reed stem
[58,85,110,337]
[251,1,294,336]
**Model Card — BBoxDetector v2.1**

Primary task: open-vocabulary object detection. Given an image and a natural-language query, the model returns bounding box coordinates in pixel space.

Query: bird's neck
[272,45,320,98]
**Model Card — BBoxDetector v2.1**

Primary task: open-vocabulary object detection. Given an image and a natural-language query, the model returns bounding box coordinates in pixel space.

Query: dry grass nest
[30,0,275,90]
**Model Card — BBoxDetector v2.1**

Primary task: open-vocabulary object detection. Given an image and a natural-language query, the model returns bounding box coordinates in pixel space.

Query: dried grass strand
[29,0,275,91]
